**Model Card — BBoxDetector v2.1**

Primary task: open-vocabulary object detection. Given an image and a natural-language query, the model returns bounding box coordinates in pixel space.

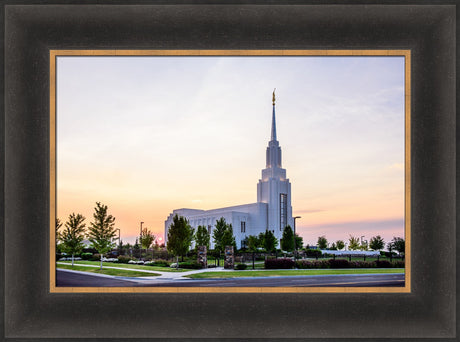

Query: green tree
[221,224,236,250]
[369,235,385,251]
[195,225,210,250]
[88,202,117,270]
[166,215,194,268]
[117,239,125,256]
[61,213,86,266]
[247,235,260,269]
[56,218,63,243]
[259,230,278,252]
[389,237,405,256]
[281,225,295,252]
[317,235,328,249]
[359,240,368,251]
[295,234,303,250]
[348,235,360,250]
[212,217,228,254]
[247,235,260,252]
[133,238,140,258]
[336,240,345,250]
[55,218,63,254]
[140,227,155,259]
[330,242,337,250]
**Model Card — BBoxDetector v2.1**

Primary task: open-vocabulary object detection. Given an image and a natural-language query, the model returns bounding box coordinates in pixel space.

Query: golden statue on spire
[272,88,276,105]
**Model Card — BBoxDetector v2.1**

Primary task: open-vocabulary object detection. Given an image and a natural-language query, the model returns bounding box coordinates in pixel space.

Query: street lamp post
[293,216,301,262]
[140,221,144,259]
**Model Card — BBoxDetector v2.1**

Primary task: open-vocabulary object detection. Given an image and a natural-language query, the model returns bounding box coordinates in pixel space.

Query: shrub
[90,254,101,261]
[148,259,170,267]
[348,261,375,268]
[178,261,202,269]
[265,258,295,269]
[128,260,144,264]
[296,259,329,269]
[81,252,93,260]
[117,255,133,263]
[102,257,118,262]
[328,258,350,268]
[235,263,248,270]
[375,260,390,268]
[305,249,322,258]
[381,251,397,258]
[392,260,405,268]
[374,260,392,268]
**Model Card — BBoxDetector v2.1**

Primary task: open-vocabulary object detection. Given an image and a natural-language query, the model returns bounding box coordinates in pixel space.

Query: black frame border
[3,2,457,340]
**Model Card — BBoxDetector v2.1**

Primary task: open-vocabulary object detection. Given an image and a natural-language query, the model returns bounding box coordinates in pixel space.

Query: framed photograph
[50,50,410,294]
[3,2,456,340]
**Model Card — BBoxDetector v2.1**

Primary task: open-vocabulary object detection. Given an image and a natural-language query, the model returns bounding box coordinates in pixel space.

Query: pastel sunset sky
[57,55,405,247]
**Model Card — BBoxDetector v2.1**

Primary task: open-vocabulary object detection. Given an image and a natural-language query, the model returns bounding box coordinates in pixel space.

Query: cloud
[297,217,405,245]
[294,209,325,214]
[303,217,404,231]
[389,163,404,171]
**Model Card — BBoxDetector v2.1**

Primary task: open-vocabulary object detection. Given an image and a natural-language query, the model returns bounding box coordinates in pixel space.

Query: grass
[186,268,405,279]
[57,264,161,277]
[57,260,187,272]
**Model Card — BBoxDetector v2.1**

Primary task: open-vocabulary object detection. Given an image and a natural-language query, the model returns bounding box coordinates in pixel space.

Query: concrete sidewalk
[56,262,232,282]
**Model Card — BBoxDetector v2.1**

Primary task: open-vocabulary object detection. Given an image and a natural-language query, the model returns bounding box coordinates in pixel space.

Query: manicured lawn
[57,264,161,277]
[186,268,405,279]
[57,260,186,272]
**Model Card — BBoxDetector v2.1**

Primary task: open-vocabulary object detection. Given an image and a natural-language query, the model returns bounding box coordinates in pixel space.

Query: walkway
[56,261,231,283]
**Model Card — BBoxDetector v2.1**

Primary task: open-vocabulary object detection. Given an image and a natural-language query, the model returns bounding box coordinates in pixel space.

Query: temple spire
[271,89,277,141]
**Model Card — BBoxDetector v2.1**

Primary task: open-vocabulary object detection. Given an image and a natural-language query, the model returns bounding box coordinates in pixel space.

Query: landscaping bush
[348,261,376,268]
[128,260,144,264]
[178,261,202,269]
[392,260,405,268]
[305,249,322,258]
[90,254,101,261]
[265,258,295,269]
[81,252,93,260]
[235,263,248,270]
[295,259,330,269]
[381,251,397,258]
[374,260,392,268]
[147,259,170,267]
[117,255,133,263]
[328,258,350,268]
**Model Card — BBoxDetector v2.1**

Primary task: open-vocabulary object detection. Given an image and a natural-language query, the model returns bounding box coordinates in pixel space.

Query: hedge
[296,259,405,269]
[265,258,295,269]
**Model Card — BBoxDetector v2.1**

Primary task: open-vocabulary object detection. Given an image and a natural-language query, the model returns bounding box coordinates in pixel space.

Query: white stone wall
[164,202,268,249]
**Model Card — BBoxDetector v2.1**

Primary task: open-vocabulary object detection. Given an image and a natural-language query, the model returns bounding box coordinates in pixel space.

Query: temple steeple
[257,89,293,233]
[266,90,282,170]
[271,89,277,141]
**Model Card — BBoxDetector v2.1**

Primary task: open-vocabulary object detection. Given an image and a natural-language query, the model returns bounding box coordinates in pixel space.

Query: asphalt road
[56,269,404,287]
[56,269,145,287]
[153,273,405,287]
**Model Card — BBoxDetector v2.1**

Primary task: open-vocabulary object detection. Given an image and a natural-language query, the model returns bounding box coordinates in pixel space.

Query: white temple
[164,91,294,248]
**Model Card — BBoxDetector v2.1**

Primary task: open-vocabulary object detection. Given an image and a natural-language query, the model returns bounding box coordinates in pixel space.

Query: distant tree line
[311,234,405,255]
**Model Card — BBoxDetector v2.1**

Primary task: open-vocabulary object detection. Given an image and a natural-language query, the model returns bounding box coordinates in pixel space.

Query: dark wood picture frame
[2,2,456,340]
